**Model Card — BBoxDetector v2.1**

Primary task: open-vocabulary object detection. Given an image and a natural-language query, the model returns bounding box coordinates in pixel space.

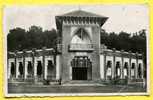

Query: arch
[47,60,54,77]
[71,28,92,44]
[37,61,42,77]
[123,62,128,78]
[27,61,33,76]
[10,62,15,77]
[131,63,135,78]
[115,61,121,78]
[106,60,112,79]
[19,62,23,76]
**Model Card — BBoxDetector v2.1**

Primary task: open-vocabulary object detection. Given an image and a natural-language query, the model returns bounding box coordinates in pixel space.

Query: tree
[7,26,58,51]
[7,27,26,51]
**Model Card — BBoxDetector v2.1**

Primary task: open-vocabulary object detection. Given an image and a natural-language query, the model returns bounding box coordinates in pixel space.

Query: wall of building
[61,21,102,82]
[100,49,144,80]
[7,49,56,82]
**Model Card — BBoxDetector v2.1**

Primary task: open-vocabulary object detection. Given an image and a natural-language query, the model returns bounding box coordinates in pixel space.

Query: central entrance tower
[55,10,108,82]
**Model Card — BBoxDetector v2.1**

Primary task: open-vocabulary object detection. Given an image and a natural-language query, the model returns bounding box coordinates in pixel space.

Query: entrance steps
[62,80,105,86]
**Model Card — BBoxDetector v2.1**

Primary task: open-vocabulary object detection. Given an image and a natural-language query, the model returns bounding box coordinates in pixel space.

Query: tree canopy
[7,26,58,51]
[100,29,146,54]
[7,26,146,55]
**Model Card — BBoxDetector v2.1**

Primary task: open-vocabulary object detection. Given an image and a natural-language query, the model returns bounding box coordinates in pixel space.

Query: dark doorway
[138,63,142,78]
[37,61,42,77]
[72,67,87,80]
[47,60,55,79]
[27,61,33,77]
[19,62,23,76]
[10,62,15,77]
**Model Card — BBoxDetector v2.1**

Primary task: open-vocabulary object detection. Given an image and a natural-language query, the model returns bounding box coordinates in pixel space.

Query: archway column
[112,55,115,79]
[104,54,106,80]
[136,53,138,79]
[56,55,61,80]
[121,57,124,79]
[34,59,37,79]
[120,51,124,79]
[24,61,28,79]
[141,62,144,79]
[129,54,131,79]
[8,61,11,79]
[100,54,105,80]
[44,57,48,80]
[15,60,19,78]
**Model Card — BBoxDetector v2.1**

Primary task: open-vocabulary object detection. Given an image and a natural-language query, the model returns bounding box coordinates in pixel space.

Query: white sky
[3,5,149,34]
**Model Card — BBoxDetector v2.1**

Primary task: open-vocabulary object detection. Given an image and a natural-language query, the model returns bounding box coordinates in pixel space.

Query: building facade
[7,10,144,84]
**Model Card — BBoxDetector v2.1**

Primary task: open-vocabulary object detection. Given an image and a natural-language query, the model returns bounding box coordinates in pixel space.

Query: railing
[69,43,94,51]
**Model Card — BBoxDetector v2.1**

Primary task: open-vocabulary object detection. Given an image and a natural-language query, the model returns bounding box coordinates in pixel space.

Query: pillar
[42,47,46,80]
[111,57,114,79]
[8,60,11,79]
[142,53,145,79]
[104,54,106,80]
[56,55,61,80]
[32,51,35,79]
[135,53,138,79]
[121,50,124,79]
[112,49,116,79]
[34,58,37,79]
[24,61,28,79]
[141,62,144,79]
[16,59,19,78]
[69,66,72,80]
[44,57,48,80]
[100,54,104,79]
[129,51,132,79]
[23,53,26,79]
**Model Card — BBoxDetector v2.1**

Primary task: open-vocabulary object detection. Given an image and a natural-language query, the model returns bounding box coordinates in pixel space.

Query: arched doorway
[19,62,23,78]
[47,60,55,79]
[123,62,128,79]
[131,63,135,78]
[138,63,142,78]
[115,61,121,79]
[106,61,112,80]
[27,61,33,78]
[10,62,15,78]
[37,61,42,78]
[71,56,92,80]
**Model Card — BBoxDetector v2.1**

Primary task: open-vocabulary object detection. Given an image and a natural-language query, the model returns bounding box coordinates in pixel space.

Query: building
[7,10,144,85]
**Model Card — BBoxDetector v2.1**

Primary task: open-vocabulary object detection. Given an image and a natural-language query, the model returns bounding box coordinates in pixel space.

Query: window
[71,28,91,44]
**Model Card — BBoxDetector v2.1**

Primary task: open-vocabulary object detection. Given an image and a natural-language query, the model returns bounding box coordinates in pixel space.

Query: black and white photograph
[3,5,149,96]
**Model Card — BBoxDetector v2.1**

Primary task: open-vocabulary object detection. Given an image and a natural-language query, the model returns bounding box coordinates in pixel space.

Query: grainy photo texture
[4,5,149,96]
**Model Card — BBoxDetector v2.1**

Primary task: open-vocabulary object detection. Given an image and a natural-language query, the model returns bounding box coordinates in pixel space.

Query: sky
[3,5,149,34]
